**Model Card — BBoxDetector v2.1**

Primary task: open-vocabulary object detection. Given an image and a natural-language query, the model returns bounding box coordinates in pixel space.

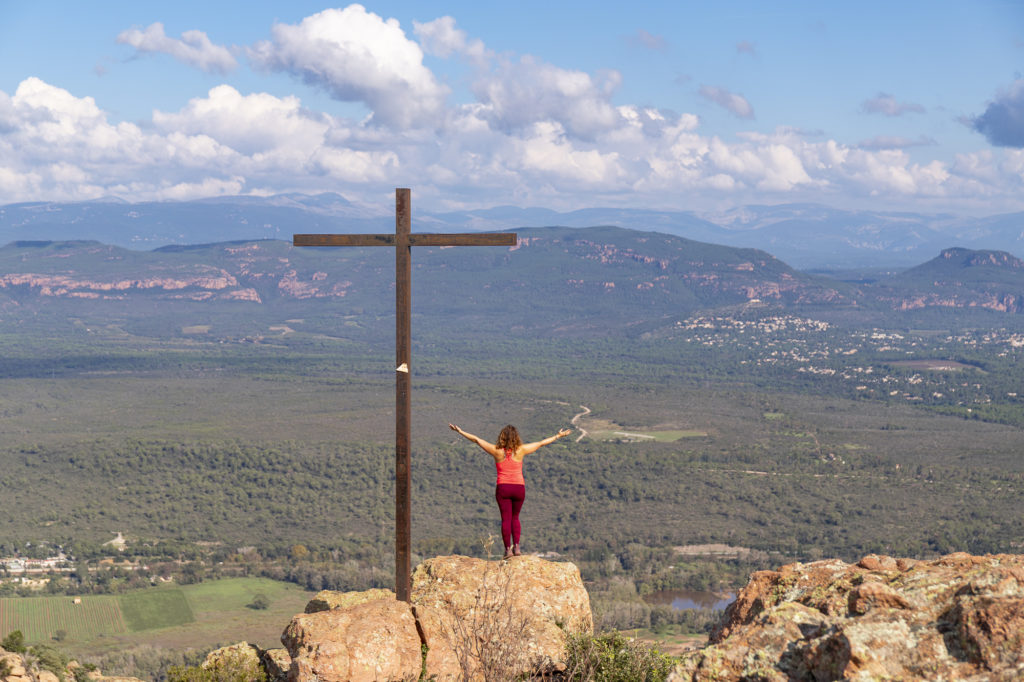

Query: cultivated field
[0,579,314,655]
[120,589,194,632]
[0,595,126,642]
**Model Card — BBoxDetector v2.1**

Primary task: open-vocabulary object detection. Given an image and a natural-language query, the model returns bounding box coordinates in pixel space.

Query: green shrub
[1,630,26,653]
[30,644,69,682]
[562,631,674,682]
[166,648,267,682]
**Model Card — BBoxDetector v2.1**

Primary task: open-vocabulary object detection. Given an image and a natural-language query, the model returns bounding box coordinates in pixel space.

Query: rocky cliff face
[0,270,259,302]
[876,246,1024,313]
[671,552,1024,681]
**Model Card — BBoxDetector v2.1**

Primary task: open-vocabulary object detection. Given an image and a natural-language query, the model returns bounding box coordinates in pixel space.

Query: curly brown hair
[496,424,521,453]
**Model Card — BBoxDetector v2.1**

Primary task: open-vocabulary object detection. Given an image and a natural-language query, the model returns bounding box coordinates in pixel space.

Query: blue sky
[0,1,1022,215]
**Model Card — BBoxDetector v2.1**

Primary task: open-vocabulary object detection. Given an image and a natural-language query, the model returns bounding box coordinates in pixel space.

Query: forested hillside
[0,229,856,339]
[3,230,1024,341]
[0,229,1022,571]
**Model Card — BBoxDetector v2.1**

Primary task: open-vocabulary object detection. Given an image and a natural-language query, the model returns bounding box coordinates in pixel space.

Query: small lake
[644,589,735,611]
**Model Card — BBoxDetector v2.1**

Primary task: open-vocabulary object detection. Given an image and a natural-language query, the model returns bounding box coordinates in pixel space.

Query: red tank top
[495,448,525,485]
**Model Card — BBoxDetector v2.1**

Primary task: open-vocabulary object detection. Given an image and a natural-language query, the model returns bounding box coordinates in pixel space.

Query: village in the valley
[671,313,1023,407]
[0,534,131,593]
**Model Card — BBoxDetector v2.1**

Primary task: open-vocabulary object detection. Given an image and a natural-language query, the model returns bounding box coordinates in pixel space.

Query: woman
[449,423,572,559]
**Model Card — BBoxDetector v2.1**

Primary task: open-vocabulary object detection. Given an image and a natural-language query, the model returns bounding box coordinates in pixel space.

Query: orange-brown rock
[259,648,291,682]
[282,598,422,682]
[0,650,30,682]
[847,580,911,614]
[411,554,592,679]
[410,602,461,682]
[0,651,145,682]
[671,552,1024,681]
[304,587,395,614]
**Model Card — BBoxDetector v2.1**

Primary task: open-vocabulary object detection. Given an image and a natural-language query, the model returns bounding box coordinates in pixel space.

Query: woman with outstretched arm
[449,423,572,559]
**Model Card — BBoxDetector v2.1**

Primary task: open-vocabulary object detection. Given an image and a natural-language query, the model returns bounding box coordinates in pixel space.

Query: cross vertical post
[394,188,412,600]
[294,188,517,601]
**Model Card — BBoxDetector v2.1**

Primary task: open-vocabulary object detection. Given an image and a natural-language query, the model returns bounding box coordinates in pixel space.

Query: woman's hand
[557,428,572,439]
[448,423,460,433]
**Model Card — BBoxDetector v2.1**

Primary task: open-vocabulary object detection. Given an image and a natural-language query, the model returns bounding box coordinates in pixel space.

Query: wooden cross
[294,188,517,601]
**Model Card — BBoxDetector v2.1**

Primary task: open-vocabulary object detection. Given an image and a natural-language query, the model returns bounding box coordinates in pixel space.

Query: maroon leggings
[495,484,526,549]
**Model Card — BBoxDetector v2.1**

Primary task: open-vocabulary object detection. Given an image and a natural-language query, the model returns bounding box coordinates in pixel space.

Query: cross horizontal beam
[294,233,517,247]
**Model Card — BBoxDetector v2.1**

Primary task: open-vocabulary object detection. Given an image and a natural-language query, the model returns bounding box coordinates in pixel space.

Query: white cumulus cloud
[471,57,623,140]
[248,5,448,129]
[3,6,1024,215]
[413,16,489,62]
[3,73,1023,211]
[152,85,330,156]
[117,22,237,74]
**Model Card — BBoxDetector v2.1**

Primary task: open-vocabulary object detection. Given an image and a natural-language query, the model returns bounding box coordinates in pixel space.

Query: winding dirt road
[571,405,590,442]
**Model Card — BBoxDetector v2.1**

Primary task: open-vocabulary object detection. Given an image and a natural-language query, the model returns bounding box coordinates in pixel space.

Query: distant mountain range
[1,228,1022,342]
[1,194,1022,269]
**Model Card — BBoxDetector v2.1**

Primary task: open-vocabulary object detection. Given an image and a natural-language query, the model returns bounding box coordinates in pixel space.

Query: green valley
[0,231,1022,677]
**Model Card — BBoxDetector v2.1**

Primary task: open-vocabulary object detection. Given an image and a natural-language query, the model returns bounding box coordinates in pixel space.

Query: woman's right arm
[449,423,502,459]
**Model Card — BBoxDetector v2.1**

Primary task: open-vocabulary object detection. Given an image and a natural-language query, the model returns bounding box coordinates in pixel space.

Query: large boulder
[411,555,592,679]
[671,552,1024,681]
[282,597,422,682]
[277,556,592,682]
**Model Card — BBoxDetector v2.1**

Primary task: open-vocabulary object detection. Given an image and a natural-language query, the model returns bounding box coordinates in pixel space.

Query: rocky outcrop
[278,555,591,682]
[0,650,143,682]
[283,599,423,682]
[411,554,592,679]
[671,552,1024,681]
[0,271,241,295]
[412,555,592,635]
[0,649,29,682]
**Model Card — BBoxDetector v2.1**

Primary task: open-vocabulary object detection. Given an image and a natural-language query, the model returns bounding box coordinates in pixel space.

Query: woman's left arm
[519,428,573,456]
